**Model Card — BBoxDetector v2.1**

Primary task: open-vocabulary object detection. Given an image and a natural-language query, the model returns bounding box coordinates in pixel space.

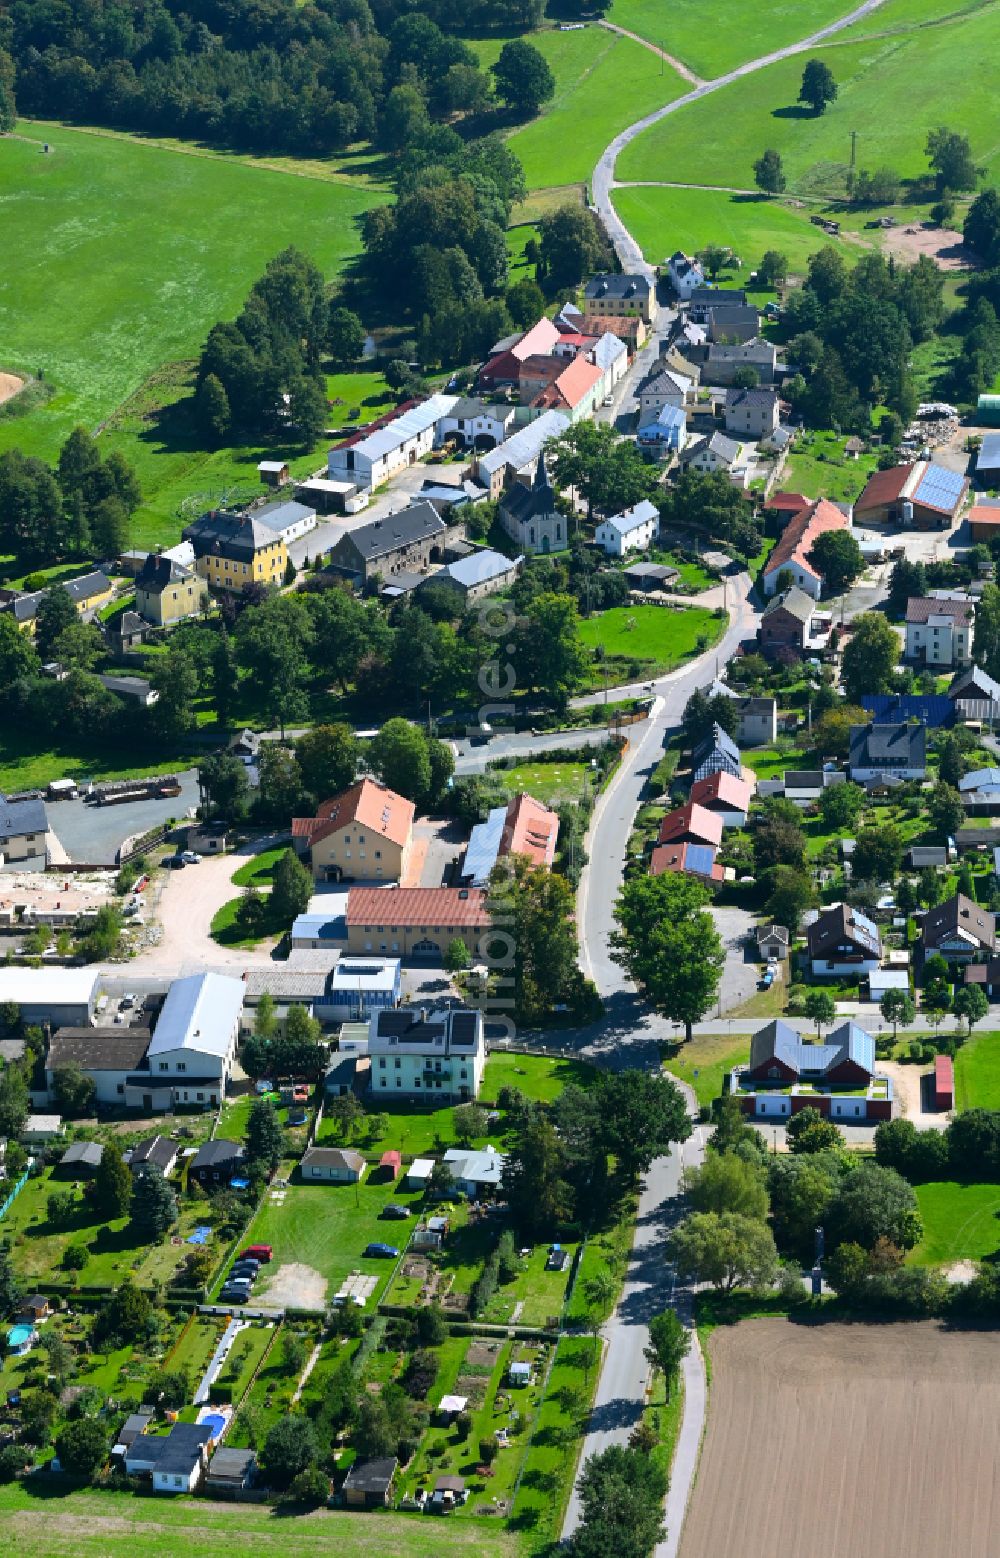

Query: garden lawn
[578,603,724,685]
[513,1335,598,1547]
[607,0,855,77]
[483,1052,596,1104]
[211,1319,275,1403]
[611,185,854,277]
[741,746,810,780]
[166,1315,228,1386]
[231,848,289,887]
[210,892,285,949]
[785,431,878,505]
[325,368,395,430]
[616,16,1000,194]
[482,1242,577,1328]
[651,550,718,592]
[909,1181,1000,1266]
[232,1177,423,1309]
[664,1034,751,1109]
[0,727,204,793]
[955,1030,1000,1111]
[0,1483,517,1558]
[492,760,592,807]
[0,121,380,544]
[472,28,684,192]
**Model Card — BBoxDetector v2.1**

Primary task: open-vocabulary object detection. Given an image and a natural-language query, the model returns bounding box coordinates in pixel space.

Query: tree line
[0,426,141,564]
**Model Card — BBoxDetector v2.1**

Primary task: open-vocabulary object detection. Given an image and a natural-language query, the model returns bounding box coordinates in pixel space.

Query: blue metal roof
[978,432,1000,469]
[683,844,716,877]
[460,804,507,887]
[861,694,954,728]
[913,462,965,513]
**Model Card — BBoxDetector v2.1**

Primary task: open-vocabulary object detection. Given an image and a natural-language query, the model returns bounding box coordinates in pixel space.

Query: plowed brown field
[681,1319,1000,1558]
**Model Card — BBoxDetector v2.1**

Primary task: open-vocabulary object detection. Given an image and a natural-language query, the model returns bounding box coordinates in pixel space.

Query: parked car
[179,851,200,864]
[230,1265,257,1281]
[165,855,185,869]
[241,1244,273,1262]
[381,1205,410,1220]
[364,1242,400,1259]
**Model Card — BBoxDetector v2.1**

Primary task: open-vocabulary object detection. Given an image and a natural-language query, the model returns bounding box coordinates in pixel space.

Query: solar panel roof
[851,909,881,954]
[914,463,964,513]
[684,845,716,876]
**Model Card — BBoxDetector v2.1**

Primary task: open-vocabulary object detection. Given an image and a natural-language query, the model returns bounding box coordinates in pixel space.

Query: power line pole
[850,130,858,168]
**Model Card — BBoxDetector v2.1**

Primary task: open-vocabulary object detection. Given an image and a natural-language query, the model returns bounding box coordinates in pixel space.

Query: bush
[0,1444,28,1482]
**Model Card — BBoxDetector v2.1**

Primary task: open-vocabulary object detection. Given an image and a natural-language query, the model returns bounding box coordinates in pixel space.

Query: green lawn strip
[563,1195,636,1328]
[512,1334,597,1549]
[955,1030,1000,1111]
[0,726,205,793]
[741,745,810,779]
[230,1177,419,1309]
[1,1167,200,1288]
[492,760,593,807]
[664,1036,752,1110]
[0,1482,518,1558]
[616,16,1000,193]
[785,431,879,506]
[578,604,724,689]
[325,368,395,430]
[0,121,378,466]
[217,1093,254,1140]
[209,893,286,949]
[226,1336,301,1450]
[472,28,685,192]
[165,1314,228,1389]
[644,1368,684,1485]
[649,549,718,592]
[212,1319,276,1402]
[606,0,853,77]
[909,1181,1000,1266]
[231,848,288,888]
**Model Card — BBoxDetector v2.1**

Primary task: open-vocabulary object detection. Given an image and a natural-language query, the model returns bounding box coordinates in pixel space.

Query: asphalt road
[452,724,613,774]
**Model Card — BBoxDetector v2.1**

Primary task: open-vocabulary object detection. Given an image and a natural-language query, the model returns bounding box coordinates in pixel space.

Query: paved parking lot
[47,770,200,865]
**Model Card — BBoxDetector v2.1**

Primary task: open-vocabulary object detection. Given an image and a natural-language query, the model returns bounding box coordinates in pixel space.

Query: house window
[394,1058,400,1069]
[396,1078,402,1088]
[375,849,382,859]
[117,1083,124,1095]
[158,1062,168,1072]
[177,1062,186,1073]
[378,1058,386,1069]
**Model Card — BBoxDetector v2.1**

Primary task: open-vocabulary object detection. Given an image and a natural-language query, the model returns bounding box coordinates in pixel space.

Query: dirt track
[0,372,23,405]
[680,1319,1000,1558]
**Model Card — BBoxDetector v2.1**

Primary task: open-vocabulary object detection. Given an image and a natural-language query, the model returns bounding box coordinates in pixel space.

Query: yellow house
[135,555,202,627]
[2,570,115,636]
[182,511,287,593]
[292,779,415,884]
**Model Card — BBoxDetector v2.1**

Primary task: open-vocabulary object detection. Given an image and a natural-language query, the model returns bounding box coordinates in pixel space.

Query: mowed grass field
[605,0,857,77]
[910,1181,1000,1266]
[611,184,854,273]
[473,27,684,191]
[617,15,1000,192]
[0,1484,517,1558]
[682,1320,1000,1558]
[578,602,723,676]
[955,1030,1000,1110]
[664,1034,751,1109]
[0,122,381,539]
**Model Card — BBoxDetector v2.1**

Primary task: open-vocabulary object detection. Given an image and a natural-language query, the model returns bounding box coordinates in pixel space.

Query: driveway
[286,461,472,568]
[47,770,201,865]
[714,906,759,1016]
[402,817,465,888]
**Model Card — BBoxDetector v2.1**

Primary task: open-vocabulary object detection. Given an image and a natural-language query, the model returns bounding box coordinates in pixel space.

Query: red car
[240,1244,273,1263]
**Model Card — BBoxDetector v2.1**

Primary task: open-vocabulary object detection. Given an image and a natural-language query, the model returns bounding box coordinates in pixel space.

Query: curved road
[591,0,889,277]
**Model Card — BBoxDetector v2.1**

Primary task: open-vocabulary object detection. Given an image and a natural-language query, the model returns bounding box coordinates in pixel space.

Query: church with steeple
[497,453,567,555]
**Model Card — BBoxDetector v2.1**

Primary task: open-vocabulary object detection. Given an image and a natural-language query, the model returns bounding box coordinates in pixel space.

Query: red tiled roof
[906,596,974,624]
[767,491,811,515]
[532,355,603,412]
[968,503,1000,528]
[346,886,491,929]
[649,842,723,881]
[763,498,848,585]
[501,793,559,869]
[294,779,414,851]
[855,463,914,511]
[690,771,755,812]
[656,802,724,849]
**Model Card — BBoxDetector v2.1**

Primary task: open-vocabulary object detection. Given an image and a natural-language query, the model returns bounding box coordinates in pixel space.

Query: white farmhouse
[368,1006,485,1102]
[327,393,458,492]
[141,972,243,1109]
[595,499,660,557]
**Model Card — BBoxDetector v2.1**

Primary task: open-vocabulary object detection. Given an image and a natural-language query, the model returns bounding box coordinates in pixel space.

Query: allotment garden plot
[681,1318,1000,1558]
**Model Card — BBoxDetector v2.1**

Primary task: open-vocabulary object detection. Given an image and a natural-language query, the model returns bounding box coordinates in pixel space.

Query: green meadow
[617,14,1000,192]
[0,121,381,542]
[910,1181,1000,1266]
[474,26,684,191]
[606,0,854,78]
[611,183,853,273]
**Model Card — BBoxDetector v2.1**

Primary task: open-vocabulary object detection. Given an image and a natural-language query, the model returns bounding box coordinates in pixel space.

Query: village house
[637,405,688,460]
[498,454,567,555]
[126,1422,214,1494]
[686,286,747,322]
[293,778,414,884]
[679,432,750,487]
[0,968,98,1028]
[128,1134,179,1178]
[853,461,968,529]
[442,1144,505,1197]
[419,548,522,605]
[524,354,604,421]
[479,319,561,389]
[2,570,114,634]
[345,885,490,959]
[595,499,659,557]
[45,1029,151,1107]
[187,1139,245,1189]
[696,338,779,386]
[98,674,157,707]
[584,272,653,323]
[639,368,694,419]
[300,1145,367,1183]
[848,723,926,783]
[257,459,289,487]
[807,902,882,978]
[656,802,724,851]
[624,561,679,593]
[689,770,754,828]
[182,512,286,594]
[0,793,47,872]
[580,313,647,351]
[325,501,446,586]
[205,1446,257,1497]
[473,410,570,499]
[959,768,1000,812]
[436,398,515,451]
[691,723,743,784]
[904,595,974,667]
[666,251,706,300]
[459,792,559,889]
[649,840,723,884]
[731,1019,892,1122]
[253,498,317,547]
[967,499,1000,543]
[134,554,202,627]
[137,972,243,1110]
[756,924,789,961]
[327,393,458,489]
[368,1006,486,1101]
[724,387,780,440]
[919,893,996,965]
[343,1458,397,1509]
[760,496,850,599]
[701,302,760,344]
[733,695,778,747]
[860,693,954,728]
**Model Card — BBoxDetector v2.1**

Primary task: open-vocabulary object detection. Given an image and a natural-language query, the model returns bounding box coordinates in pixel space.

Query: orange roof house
[761,497,849,601]
[689,771,755,822]
[502,793,559,868]
[293,778,415,884]
[530,356,604,418]
[345,885,491,956]
[656,802,724,850]
[649,841,723,883]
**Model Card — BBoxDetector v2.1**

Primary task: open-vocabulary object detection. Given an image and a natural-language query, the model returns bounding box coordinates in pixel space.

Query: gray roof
[756,923,789,945]
[47,1029,151,1073]
[476,410,569,480]
[584,273,651,301]
[130,1134,177,1173]
[921,892,996,953]
[147,973,244,1059]
[341,501,445,563]
[59,1141,103,1168]
[183,511,277,560]
[190,1138,244,1170]
[343,1457,397,1492]
[243,969,329,1001]
[301,1145,365,1172]
[0,792,47,838]
[136,554,193,591]
[808,902,882,959]
[254,499,315,534]
[624,561,678,582]
[431,549,518,591]
[692,723,741,769]
[725,386,778,410]
[64,571,112,604]
[949,664,1000,702]
[146,1422,213,1476]
[208,1446,256,1482]
[849,723,926,770]
[749,1018,874,1077]
[907,846,948,868]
